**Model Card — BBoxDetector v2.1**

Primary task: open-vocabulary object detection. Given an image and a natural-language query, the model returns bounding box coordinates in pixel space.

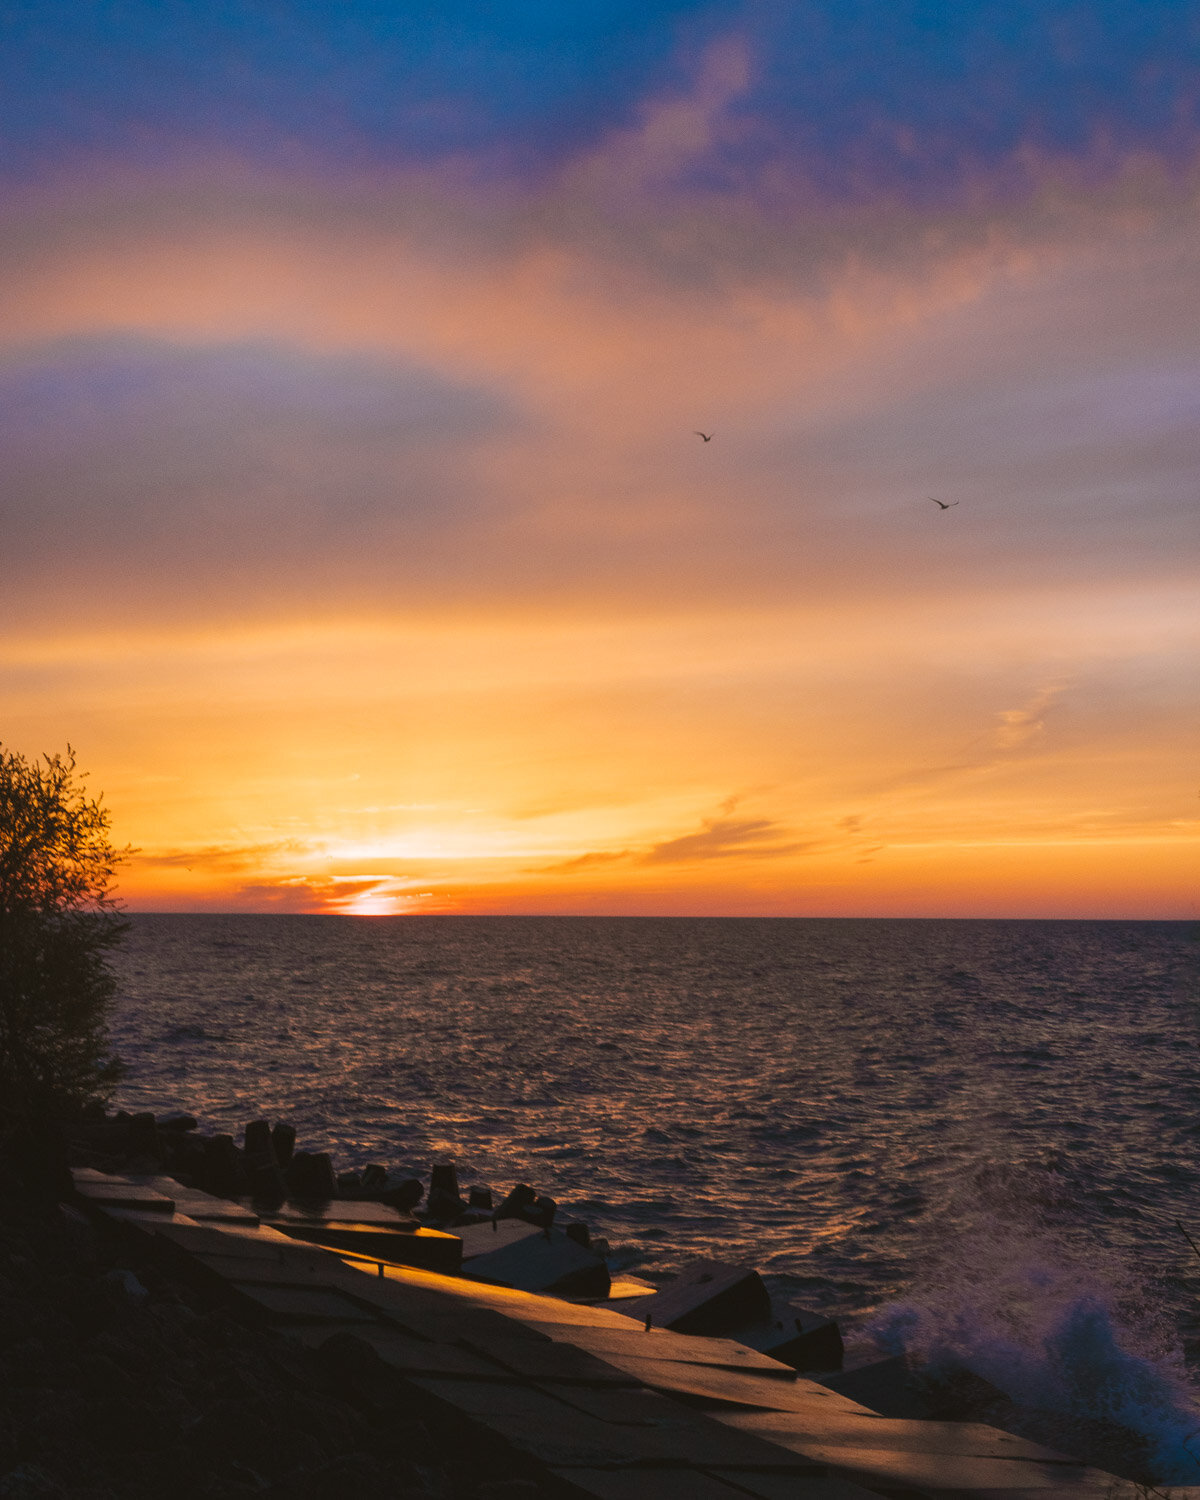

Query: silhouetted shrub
[0,744,127,1119]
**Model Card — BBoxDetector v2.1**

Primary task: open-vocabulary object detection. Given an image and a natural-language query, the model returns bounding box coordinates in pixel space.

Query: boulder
[127,1112,165,1165]
[270,1121,296,1168]
[242,1119,286,1202]
[200,1134,243,1198]
[286,1150,338,1202]
[425,1160,466,1221]
[495,1182,537,1220]
[380,1178,423,1213]
[242,1120,274,1159]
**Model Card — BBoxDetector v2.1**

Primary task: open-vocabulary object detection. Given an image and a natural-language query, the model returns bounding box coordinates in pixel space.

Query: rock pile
[66,1105,847,1362]
[69,1109,575,1223]
[67,1107,612,1298]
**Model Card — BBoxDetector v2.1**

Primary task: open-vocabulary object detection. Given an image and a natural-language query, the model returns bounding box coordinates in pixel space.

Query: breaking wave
[868,1160,1200,1483]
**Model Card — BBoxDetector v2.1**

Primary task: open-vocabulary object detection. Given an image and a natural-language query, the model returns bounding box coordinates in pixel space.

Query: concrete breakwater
[65,1158,1152,1500]
[57,1104,1188,1496]
[67,1105,844,1370]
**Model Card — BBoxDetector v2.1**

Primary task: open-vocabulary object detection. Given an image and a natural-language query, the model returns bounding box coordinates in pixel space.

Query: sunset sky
[3,2,1198,916]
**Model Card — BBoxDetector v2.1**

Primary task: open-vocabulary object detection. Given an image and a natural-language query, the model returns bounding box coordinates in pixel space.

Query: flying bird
[694,430,713,442]
[928,497,959,509]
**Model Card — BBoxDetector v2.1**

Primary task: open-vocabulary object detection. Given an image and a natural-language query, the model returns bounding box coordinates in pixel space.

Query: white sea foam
[868,1162,1200,1482]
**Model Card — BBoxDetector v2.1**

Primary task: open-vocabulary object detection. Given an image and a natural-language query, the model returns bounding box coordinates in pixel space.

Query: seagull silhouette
[928,496,959,509]
[694,430,713,442]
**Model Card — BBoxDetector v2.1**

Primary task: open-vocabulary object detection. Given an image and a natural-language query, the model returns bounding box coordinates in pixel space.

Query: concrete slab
[550,1468,760,1499]
[719,1411,1078,1462]
[406,1377,582,1422]
[270,1220,462,1273]
[139,1217,300,1254]
[460,1226,610,1297]
[469,1407,828,1470]
[122,1175,261,1224]
[262,1199,415,1226]
[294,1324,509,1378]
[457,1217,546,1259]
[588,1275,658,1302]
[74,1177,175,1212]
[521,1321,798,1376]
[457,1335,637,1385]
[582,1358,877,1413]
[959,1489,1163,1500]
[532,1382,696,1427]
[619,1260,771,1336]
[726,1308,845,1373]
[328,1258,640,1329]
[707,1474,885,1500]
[231,1284,381,1324]
[197,1257,362,1290]
[326,1275,552,1345]
[769,1440,1100,1492]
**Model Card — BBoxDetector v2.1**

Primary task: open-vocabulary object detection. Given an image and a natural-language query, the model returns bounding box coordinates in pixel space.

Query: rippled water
[111,915,1200,1472]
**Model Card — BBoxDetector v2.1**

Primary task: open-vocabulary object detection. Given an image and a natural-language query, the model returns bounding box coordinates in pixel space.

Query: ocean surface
[110,915,1200,1476]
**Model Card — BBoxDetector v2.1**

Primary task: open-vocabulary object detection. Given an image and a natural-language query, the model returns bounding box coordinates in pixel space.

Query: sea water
[110,915,1200,1477]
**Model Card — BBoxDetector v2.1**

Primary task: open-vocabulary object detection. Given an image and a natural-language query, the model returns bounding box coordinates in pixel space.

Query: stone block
[620,1259,771,1336]
[73,1172,175,1213]
[304,1325,507,1378]
[200,1134,243,1198]
[706,1476,882,1500]
[286,1150,338,1201]
[716,1419,1102,1492]
[551,1468,754,1498]
[469,1405,825,1470]
[406,1377,579,1421]
[721,1410,1079,1460]
[521,1321,797,1376]
[461,1225,609,1298]
[123,1174,260,1224]
[127,1112,164,1163]
[534,1382,693,1427]
[380,1178,424,1213]
[495,1182,538,1219]
[724,1305,844,1372]
[233,1284,380,1325]
[243,1119,274,1159]
[458,1335,635,1386]
[270,1121,296,1167]
[458,1217,545,1259]
[815,1355,931,1419]
[272,1219,462,1273]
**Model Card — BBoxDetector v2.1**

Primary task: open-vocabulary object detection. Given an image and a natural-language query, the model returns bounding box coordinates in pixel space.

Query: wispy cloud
[990,681,1066,751]
[134,840,309,873]
[542,802,813,873]
[866,680,1073,799]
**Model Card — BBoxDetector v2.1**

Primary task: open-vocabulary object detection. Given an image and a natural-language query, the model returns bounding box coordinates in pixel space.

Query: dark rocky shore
[0,1109,585,1499]
[1,1105,1166,1497]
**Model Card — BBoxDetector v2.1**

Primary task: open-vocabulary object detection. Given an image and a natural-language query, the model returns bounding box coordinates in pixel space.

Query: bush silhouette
[0,744,128,1119]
